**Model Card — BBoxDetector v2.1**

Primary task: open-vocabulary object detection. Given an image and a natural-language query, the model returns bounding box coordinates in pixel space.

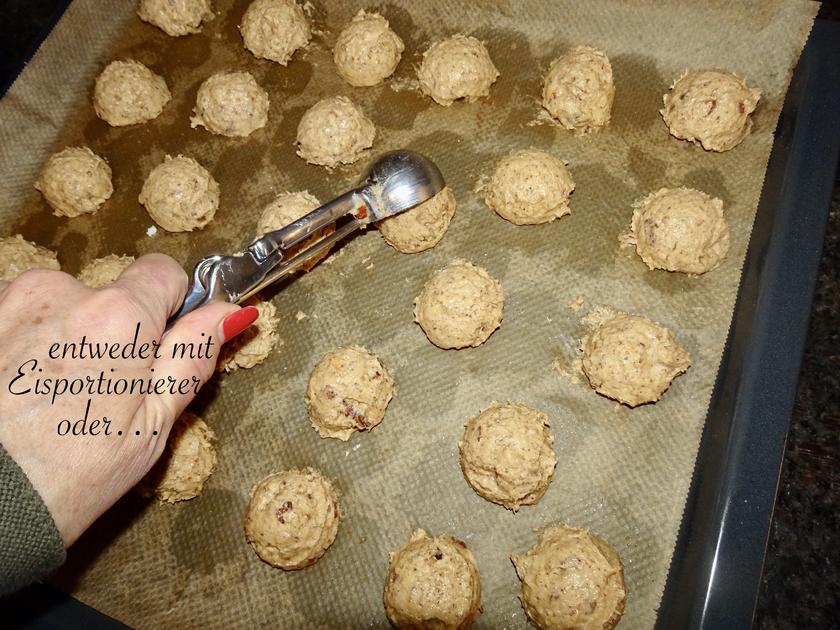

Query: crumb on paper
[361,256,371,264]
[389,77,420,93]
[365,262,374,270]
[321,248,345,266]
[568,295,585,312]
[618,230,635,248]
[295,310,308,321]
[146,225,158,237]
[473,174,490,194]
[553,355,583,385]
[582,304,616,329]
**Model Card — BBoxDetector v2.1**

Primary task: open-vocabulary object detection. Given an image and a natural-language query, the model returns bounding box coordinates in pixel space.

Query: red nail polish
[222,306,259,341]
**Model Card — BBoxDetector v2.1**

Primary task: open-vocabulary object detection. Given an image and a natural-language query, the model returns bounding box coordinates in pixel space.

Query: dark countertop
[1,2,838,627]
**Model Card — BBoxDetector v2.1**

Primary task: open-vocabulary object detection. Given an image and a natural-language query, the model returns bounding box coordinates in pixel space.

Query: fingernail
[222,306,259,341]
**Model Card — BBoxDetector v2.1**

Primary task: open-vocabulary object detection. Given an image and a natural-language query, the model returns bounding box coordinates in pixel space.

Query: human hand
[0,254,258,546]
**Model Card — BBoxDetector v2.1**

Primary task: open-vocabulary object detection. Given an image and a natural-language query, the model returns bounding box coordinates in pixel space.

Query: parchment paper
[0,0,818,627]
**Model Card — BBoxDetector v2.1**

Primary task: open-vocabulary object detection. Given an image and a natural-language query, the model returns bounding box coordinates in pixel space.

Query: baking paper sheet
[0,0,818,627]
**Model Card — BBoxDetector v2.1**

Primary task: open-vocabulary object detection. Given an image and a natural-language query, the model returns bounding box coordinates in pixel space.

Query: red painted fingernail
[222,306,259,341]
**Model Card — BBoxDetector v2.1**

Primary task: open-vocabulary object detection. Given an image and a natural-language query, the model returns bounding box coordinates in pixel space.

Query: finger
[144,302,257,427]
[111,254,188,328]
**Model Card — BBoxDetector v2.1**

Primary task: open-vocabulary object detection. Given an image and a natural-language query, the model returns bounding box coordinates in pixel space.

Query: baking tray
[1,6,838,630]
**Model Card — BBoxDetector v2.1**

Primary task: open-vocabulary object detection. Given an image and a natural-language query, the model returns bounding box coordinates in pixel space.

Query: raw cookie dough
[542,46,614,133]
[295,96,375,168]
[484,148,575,225]
[0,235,60,282]
[218,299,280,372]
[661,69,761,152]
[240,0,310,65]
[384,529,482,630]
[78,254,135,288]
[512,524,626,630]
[459,401,556,511]
[377,186,456,254]
[137,0,214,37]
[244,467,341,570]
[581,311,690,407]
[191,71,269,137]
[333,10,404,87]
[136,411,217,503]
[94,60,171,127]
[417,34,499,106]
[139,155,219,232]
[414,260,504,349]
[34,147,113,218]
[305,346,394,441]
[256,190,333,271]
[629,187,730,275]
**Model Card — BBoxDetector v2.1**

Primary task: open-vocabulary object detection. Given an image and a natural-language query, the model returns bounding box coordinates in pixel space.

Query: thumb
[147,303,259,423]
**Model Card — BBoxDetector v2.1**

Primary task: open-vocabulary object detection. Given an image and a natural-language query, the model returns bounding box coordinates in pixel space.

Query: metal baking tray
[1,7,838,630]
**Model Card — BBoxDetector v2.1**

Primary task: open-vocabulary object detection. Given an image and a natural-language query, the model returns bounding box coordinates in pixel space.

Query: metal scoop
[171,150,445,321]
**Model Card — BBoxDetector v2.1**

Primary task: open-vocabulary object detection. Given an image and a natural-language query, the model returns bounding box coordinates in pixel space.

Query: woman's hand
[0,254,256,546]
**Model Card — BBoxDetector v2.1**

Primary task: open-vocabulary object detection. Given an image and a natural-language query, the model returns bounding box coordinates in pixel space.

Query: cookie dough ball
[218,299,280,372]
[137,412,217,503]
[542,46,614,134]
[296,96,375,168]
[78,254,135,288]
[191,71,269,138]
[630,187,730,275]
[415,260,504,349]
[240,0,310,65]
[256,190,333,271]
[378,187,456,254]
[139,155,219,232]
[34,147,113,218]
[305,346,394,441]
[137,0,214,37]
[0,235,60,282]
[459,402,556,511]
[581,312,690,407]
[417,35,499,106]
[384,529,482,630]
[93,60,171,127]
[512,524,626,630]
[661,69,761,152]
[333,10,404,87]
[244,467,340,570]
[484,148,575,225]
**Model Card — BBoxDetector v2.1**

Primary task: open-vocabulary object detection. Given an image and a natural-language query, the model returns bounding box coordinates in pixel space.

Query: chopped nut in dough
[414,260,504,349]
[580,310,690,407]
[137,0,214,37]
[136,411,217,503]
[484,148,574,225]
[628,187,730,275]
[35,147,113,218]
[240,0,310,65]
[305,345,394,441]
[0,234,60,282]
[78,254,135,288]
[191,71,269,137]
[218,299,280,372]
[459,401,556,511]
[377,186,456,254]
[512,523,626,630]
[542,46,614,133]
[139,155,219,232]
[384,529,482,630]
[417,34,499,106]
[661,69,761,152]
[296,96,375,168]
[334,10,404,87]
[244,467,341,570]
[94,60,171,127]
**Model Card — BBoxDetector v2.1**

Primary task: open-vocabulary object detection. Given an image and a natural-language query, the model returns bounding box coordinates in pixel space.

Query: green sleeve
[0,442,66,595]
